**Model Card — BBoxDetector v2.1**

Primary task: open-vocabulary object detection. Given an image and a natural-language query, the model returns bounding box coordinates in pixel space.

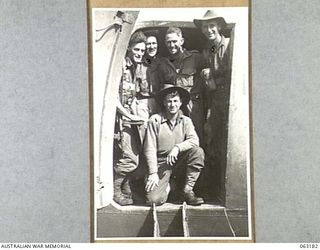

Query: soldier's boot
[182,169,204,206]
[121,176,132,198]
[113,173,133,206]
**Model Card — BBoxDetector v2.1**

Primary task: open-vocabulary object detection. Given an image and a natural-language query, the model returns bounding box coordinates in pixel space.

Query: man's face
[146,36,158,57]
[201,20,221,42]
[163,93,182,115]
[129,42,145,63]
[165,33,184,55]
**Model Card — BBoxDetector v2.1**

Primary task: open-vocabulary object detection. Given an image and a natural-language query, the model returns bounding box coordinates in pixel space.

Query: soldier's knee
[188,146,205,159]
[146,193,167,206]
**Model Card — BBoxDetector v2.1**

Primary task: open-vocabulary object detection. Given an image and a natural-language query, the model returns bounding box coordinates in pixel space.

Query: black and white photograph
[92,7,252,240]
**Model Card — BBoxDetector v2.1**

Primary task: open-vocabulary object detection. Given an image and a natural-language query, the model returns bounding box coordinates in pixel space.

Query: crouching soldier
[144,85,205,206]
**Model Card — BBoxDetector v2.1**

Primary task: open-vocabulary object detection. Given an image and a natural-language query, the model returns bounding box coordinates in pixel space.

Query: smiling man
[158,27,205,146]
[144,30,163,96]
[194,10,231,203]
[114,31,156,206]
[144,84,205,206]
[146,33,158,58]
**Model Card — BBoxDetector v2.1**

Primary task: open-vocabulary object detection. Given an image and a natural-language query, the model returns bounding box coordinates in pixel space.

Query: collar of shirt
[210,35,227,58]
[180,49,193,60]
[160,110,184,128]
[125,56,148,68]
[168,49,193,72]
[169,49,193,62]
[146,54,156,61]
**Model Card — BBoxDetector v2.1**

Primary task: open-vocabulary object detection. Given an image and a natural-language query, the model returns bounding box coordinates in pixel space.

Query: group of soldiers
[113,10,231,206]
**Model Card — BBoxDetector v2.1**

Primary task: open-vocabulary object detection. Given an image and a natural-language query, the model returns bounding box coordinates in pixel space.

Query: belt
[122,120,144,125]
[157,156,167,162]
[136,93,154,100]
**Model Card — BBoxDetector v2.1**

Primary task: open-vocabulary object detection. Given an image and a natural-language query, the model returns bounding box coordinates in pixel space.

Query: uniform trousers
[145,146,204,205]
[115,97,156,176]
[203,89,229,202]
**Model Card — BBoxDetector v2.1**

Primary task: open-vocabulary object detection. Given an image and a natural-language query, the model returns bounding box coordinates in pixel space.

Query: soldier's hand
[145,173,159,192]
[201,68,211,80]
[167,146,179,166]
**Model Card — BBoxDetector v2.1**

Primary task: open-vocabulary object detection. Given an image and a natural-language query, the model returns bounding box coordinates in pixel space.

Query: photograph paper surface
[92,7,251,240]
